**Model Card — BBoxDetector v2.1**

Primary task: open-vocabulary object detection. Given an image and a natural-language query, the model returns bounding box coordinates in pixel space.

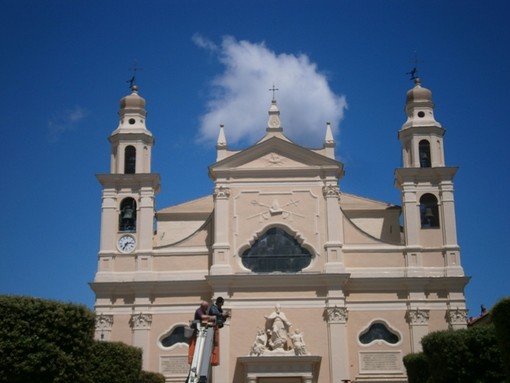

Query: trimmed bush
[140,370,166,383]
[492,297,510,382]
[87,340,143,383]
[421,326,504,383]
[403,352,429,383]
[0,295,95,383]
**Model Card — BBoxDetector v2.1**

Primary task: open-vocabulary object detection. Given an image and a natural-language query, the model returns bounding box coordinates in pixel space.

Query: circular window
[129,118,136,125]
[417,111,425,118]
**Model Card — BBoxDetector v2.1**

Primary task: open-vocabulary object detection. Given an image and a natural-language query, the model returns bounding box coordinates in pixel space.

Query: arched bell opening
[119,197,137,232]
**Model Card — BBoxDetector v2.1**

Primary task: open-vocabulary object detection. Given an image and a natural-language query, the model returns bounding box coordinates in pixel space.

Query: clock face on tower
[117,234,136,253]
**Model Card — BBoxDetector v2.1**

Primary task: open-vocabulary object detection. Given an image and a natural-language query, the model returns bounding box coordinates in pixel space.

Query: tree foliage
[0,295,95,383]
[88,340,143,383]
[492,297,510,382]
[404,325,505,383]
[403,352,429,383]
[0,295,168,383]
[140,370,167,383]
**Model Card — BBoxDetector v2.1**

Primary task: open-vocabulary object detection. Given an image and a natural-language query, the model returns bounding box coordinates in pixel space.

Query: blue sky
[1,0,509,319]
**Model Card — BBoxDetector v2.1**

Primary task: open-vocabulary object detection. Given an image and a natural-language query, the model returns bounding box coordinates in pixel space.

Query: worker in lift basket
[207,297,230,365]
[187,298,229,365]
[187,301,214,364]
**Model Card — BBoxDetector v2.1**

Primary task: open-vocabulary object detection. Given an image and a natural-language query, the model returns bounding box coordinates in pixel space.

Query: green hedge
[402,352,429,383]
[0,295,95,383]
[88,340,143,383]
[140,370,166,383]
[492,298,510,382]
[418,325,504,383]
[0,295,172,383]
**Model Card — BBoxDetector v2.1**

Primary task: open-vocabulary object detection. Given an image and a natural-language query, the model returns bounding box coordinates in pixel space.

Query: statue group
[250,304,310,356]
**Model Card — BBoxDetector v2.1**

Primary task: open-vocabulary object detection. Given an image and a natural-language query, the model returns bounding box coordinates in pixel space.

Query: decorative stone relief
[95,313,114,341]
[446,308,468,326]
[130,312,152,330]
[324,306,348,324]
[406,308,430,325]
[323,184,340,198]
[264,152,284,166]
[95,313,114,331]
[249,304,310,356]
[213,186,230,200]
[248,199,303,221]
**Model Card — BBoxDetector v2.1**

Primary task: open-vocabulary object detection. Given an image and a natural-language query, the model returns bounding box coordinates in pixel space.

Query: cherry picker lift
[186,320,216,383]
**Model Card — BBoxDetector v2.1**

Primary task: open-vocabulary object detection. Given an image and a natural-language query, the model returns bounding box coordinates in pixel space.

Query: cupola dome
[405,78,433,110]
[119,85,147,118]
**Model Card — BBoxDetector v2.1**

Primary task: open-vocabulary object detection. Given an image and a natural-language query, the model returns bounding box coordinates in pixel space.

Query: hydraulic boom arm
[186,322,215,383]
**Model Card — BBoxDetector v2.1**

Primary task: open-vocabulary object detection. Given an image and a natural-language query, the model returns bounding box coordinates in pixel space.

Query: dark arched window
[241,227,312,273]
[359,322,399,345]
[119,198,137,232]
[124,146,136,174]
[419,140,431,168]
[160,326,188,348]
[420,194,439,228]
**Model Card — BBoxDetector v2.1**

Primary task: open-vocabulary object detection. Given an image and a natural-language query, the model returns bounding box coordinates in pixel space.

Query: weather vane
[406,52,424,81]
[127,60,143,88]
[269,83,279,100]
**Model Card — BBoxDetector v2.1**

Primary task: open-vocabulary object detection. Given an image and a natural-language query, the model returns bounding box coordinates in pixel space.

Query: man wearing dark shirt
[208,296,229,328]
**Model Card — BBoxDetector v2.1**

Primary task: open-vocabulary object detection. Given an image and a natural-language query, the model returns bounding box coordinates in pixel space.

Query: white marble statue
[290,329,309,355]
[265,304,292,350]
[250,328,267,356]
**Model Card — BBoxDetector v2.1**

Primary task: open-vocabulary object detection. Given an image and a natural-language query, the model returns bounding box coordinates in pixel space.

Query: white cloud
[194,35,347,148]
[47,106,87,142]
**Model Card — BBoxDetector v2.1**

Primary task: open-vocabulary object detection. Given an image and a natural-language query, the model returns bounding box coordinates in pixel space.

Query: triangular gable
[210,136,343,173]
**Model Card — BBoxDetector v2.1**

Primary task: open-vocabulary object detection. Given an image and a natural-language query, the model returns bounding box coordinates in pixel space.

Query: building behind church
[91,77,469,383]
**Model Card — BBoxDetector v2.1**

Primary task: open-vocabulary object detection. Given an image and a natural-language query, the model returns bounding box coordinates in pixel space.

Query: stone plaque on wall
[359,351,402,373]
[160,355,189,376]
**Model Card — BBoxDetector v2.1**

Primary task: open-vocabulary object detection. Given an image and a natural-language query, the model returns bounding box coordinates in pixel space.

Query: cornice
[96,173,161,189]
[210,165,343,181]
[206,272,350,291]
[394,166,458,185]
[345,276,470,292]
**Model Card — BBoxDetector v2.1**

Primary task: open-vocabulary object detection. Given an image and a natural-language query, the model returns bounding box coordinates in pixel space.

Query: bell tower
[395,77,463,276]
[96,84,160,272]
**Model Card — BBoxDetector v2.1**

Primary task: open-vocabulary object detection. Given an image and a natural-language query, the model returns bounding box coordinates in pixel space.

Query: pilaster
[211,185,232,275]
[323,184,345,273]
[130,313,152,370]
[325,306,349,382]
[406,308,430,352]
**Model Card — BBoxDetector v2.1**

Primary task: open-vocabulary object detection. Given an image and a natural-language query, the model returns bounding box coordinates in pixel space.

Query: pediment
[210,136,342,174]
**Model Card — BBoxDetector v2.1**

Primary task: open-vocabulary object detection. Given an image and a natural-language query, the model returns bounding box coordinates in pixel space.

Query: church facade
[91,78,469,383]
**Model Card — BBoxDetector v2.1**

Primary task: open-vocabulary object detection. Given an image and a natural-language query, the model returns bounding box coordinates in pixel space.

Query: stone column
[406,308,430,352]
[325,306,349,382]
[130,313,152,370]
